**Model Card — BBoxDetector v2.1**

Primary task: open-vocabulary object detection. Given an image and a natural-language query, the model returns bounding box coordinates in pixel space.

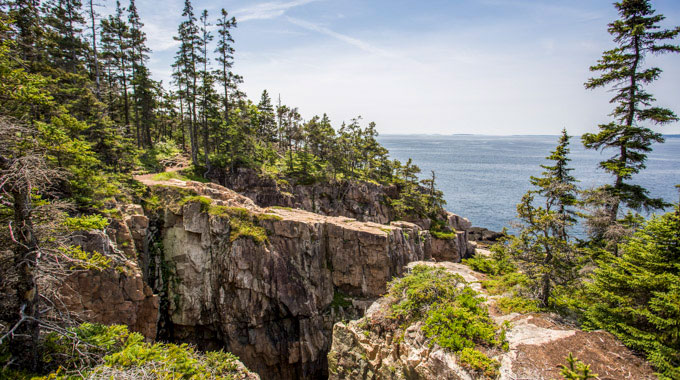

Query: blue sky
[103,0,680,135]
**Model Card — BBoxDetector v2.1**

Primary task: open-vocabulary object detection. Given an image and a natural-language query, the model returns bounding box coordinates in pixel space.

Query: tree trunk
[89,0,101,99]
[8,188,41,371]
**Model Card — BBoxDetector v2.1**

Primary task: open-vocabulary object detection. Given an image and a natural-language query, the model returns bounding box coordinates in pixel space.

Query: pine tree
[215,8,236,122]
[174,0,200,165]
[87,0,100,98]
[584,204,680,378]
[44,0,87,73]
[198,9,213,170]
[583,0,680,222]
[128,0,152,147]
[257,90,277,143]
[100,0,131,132]
[508,130,581,307]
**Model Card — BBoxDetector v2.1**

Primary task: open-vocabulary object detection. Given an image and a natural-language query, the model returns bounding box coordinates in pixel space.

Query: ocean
[378,134,680,234]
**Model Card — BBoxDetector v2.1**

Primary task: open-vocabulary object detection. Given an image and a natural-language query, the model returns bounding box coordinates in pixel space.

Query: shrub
[583,208,680,379]
[38,323,250,379]
[387,265,506,378]
[495,296,542,314]
[559,353,598,380]
[63,214,109,231]
[58,245,112,271]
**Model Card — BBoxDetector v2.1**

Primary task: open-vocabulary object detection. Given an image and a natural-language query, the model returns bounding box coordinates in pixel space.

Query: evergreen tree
[128,0,152,147]
[100,0,131,132]
[584,204,680,378]
[507,131,581,307]
[583,0,679,223]
[44,0,87,73]
[257,90,277,143]
[215,8,236,122]
[87,0,100,98]
[198,9,212,169]
[174,0,200,165]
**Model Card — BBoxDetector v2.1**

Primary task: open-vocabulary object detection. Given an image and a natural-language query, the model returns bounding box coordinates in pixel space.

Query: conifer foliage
[583,0,679,220]
[507,130,581,307]
[584,205,680,379]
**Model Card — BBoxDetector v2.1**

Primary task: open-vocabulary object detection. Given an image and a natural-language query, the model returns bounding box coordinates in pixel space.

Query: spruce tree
[100,0,131,132]
[257,90,277,142]
[215,8,236,122]
[584,204,680,378]
[583,0,679,222]
[508,130,580,307]
[174,0,200,165]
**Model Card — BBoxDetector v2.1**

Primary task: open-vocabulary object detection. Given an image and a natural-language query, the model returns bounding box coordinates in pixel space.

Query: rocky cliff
[148,179,449,379]
[327,262,657,380]
[211,168,398,224]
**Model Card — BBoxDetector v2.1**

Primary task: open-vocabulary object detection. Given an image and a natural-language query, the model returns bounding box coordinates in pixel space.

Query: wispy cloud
[235,0,320,22]
[286,17,394,57]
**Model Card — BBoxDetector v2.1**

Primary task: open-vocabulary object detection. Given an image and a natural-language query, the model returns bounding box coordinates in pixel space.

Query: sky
[102,0,680,135]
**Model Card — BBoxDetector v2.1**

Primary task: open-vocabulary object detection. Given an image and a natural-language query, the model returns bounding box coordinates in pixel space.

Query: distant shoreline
[380,133,680,138]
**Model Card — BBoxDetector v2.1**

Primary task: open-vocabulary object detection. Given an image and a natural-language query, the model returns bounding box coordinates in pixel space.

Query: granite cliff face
[57,215,159,340]
[149,180,457,378]
[327,262,657,380]
[211,168,398,224]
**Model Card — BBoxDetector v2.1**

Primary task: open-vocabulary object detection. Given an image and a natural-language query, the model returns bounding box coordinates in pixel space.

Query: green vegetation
[178,195,213,211]
[209,205,268,244]
[582,207,680,379]
[330,291,352,310]
[58,246,112,271]
[559,353,598,380]
[387,265,506,378]
[582,0,679,229]
[63,214,109,231]
[505,130,582,307]
[33,323,249,379]
[152,171,190,181]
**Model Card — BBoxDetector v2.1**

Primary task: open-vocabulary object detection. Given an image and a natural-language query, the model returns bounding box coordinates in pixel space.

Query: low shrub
[63,214,109,231]
[387,265,506,379]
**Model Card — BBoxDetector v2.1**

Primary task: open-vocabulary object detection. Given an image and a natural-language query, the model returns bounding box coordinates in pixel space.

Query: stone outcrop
[59,230,159,340]
[211,168,397,224]
[327,262,657,380]
[149,180,439,379]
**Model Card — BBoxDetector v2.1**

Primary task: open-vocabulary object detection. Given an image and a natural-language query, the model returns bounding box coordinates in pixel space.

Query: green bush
[430,219,456,240]
[583,208,680,379]
[63,214,109,231]
[495,296,542,314]
[330,291,352,309]
[387,265,506,379]
[462,244,515,276]
[559,352,598,379]
[37,324,250,379]
[58,245,112,271]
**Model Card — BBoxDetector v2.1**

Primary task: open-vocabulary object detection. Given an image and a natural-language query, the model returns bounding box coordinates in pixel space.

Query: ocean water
[378,134,680,233]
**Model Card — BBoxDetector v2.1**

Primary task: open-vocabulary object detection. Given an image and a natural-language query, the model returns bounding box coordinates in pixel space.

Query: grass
[387,265,507,379]
[256,213,283,222]
[152,168,210,183]
[152,171,189,181]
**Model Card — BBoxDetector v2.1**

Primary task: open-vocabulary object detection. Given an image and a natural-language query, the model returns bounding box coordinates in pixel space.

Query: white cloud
[234,0,321,22]
[286,17,395,57]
